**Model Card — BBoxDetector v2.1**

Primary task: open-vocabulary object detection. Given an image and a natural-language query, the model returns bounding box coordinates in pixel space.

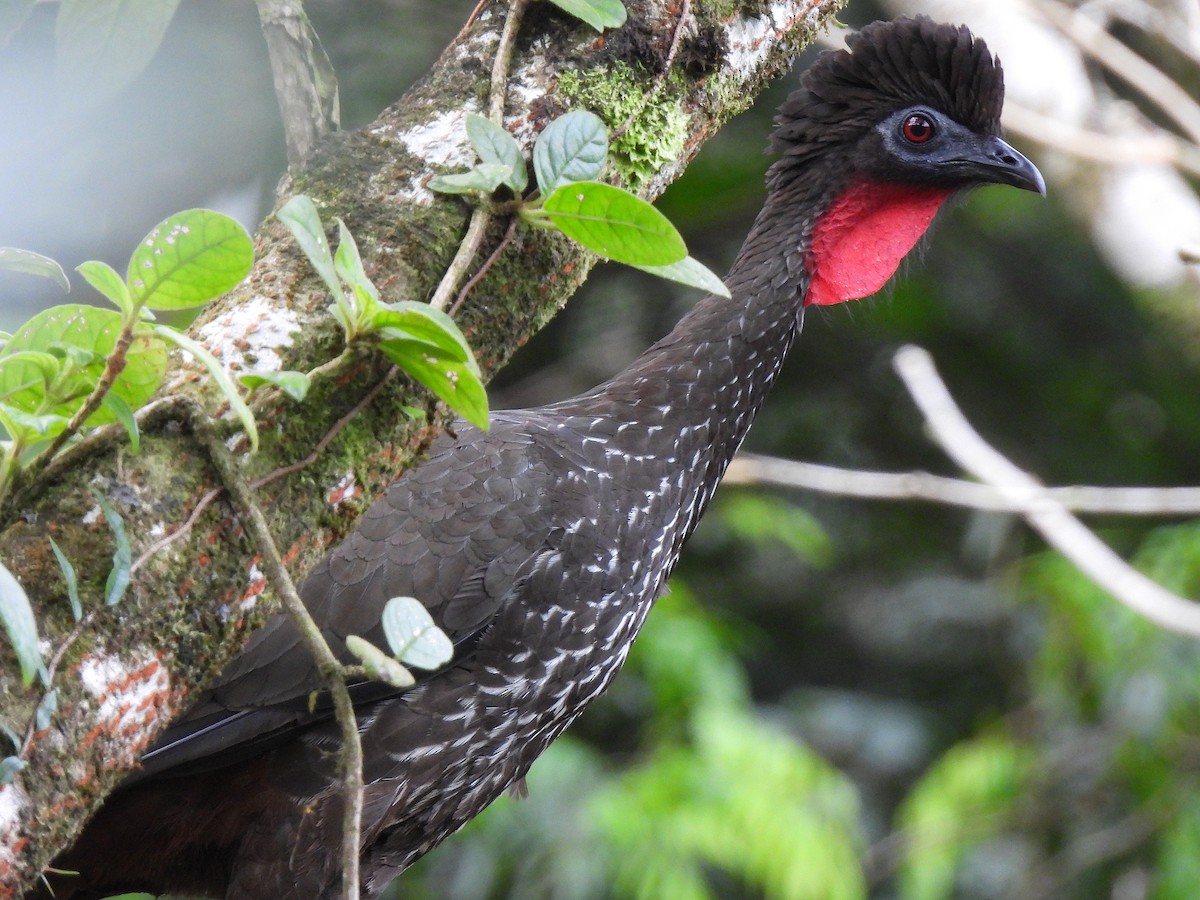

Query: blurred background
[5,0,1200,897]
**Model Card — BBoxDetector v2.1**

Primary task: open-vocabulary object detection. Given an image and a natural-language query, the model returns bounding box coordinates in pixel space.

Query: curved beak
[966,135,1046,197]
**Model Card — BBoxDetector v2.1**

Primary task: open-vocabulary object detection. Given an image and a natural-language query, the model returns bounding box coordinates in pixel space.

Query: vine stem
[187,403,364,900]
[429,0,529,311]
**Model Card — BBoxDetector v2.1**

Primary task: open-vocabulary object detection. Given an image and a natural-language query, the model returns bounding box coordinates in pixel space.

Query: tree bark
[0,0,844,893]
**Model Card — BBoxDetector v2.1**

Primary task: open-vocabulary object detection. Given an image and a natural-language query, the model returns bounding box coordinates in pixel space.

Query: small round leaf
[533,110,608,193]
[381,597,454,670]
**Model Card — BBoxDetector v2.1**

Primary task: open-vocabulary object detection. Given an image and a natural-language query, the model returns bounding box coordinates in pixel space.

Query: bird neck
[569,171,953,480]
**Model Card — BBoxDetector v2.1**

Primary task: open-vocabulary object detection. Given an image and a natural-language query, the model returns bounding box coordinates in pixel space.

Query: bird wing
[134,417,564,782]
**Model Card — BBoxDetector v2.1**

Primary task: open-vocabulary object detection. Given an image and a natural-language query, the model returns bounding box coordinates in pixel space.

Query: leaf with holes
[538,181,686,266]
[381,597,454,670]
[4,305,167,427]
[347,635,415,689]
[0,559,43,687]
[634,256,731,298]
[546,0,627,32]
[127,209,253,310]
[534,110,607,193]
[466,114,527,193]
[378,337,488,430]
[0,248,69,292]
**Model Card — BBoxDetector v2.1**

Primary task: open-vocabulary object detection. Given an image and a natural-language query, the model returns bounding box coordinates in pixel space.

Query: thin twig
[1002,101,1200,181]
[724,453,1200,516]
[188,402,364,900]
[611,0,692,142]
[1040,1,1200,146]
[130,367,399,574]
[429,0,529,311]
[450,216,519,317]
[18,611,97,757]
[893,344,1200,639]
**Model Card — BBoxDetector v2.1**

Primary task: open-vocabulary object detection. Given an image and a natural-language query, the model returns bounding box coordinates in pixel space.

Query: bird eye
[901,113,936,144]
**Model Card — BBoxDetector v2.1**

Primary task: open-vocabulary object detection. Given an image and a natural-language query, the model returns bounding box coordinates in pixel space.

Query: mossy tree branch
[0,0,845,893]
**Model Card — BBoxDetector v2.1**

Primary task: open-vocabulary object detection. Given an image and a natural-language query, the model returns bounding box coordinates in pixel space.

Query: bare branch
[189,404,364,900]
[429,0,530,312]
[893,344,1200,639]
[724,453,1200,516]
[1038,1,1200,146]
[255,0,340,167]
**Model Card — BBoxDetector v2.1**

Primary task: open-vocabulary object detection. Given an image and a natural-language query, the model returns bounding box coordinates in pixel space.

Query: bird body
[40,17,1043,899]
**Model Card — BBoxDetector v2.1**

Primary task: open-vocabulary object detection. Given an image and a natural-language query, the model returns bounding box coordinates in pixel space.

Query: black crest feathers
[770,17,1004,162]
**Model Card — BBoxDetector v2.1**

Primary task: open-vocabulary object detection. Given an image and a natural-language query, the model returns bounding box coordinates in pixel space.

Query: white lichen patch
[195,293,301,374]
[0,780,29,869]
[78,649,174,763]
[725,1,828,81]
[385,108,480,207]
[326,471,360,506]
[240,561,266,611]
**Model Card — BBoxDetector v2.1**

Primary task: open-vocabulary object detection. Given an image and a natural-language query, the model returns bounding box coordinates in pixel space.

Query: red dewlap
[806,180,952,306]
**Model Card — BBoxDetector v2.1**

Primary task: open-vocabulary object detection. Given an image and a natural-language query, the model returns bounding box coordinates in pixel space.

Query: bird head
[766,17,1044,307]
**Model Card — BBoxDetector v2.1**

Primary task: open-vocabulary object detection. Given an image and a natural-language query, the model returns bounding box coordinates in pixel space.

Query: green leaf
[369,301,478,373]
[898,735,1028,900]
[466,114,528,193]
[332,219,376,300]
[546,0,627,32]
[34,689,57,731]
[4,305,168,428]
[0,560,43,687]
[428,163,514,195]
[153,325,259,453]
[101,391,140,452]
[378,338,489,430]
[635,256,731,298]
[0,351,60,402]
[538,181,686,266]
[239,370,311,401]
[93,490,131,607]
[381,596,454,670]
[0,403,68,446]
[56,0,183,110]
[278,195,342,300]
[77,260,132,316]
[127,209,253,310]
[533,110,608,193]
[0,756,26,785]
[48,538,82,621]
[346,635,415,689]
[0,248,70,292]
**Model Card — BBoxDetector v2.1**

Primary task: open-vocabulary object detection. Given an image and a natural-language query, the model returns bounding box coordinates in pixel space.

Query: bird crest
[770,17,1005,163]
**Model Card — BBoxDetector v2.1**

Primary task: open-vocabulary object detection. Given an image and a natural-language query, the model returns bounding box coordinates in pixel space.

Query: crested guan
[37,16,1044,900]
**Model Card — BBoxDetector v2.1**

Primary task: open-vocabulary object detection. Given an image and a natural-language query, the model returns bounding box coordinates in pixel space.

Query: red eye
[901,113,935,144]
